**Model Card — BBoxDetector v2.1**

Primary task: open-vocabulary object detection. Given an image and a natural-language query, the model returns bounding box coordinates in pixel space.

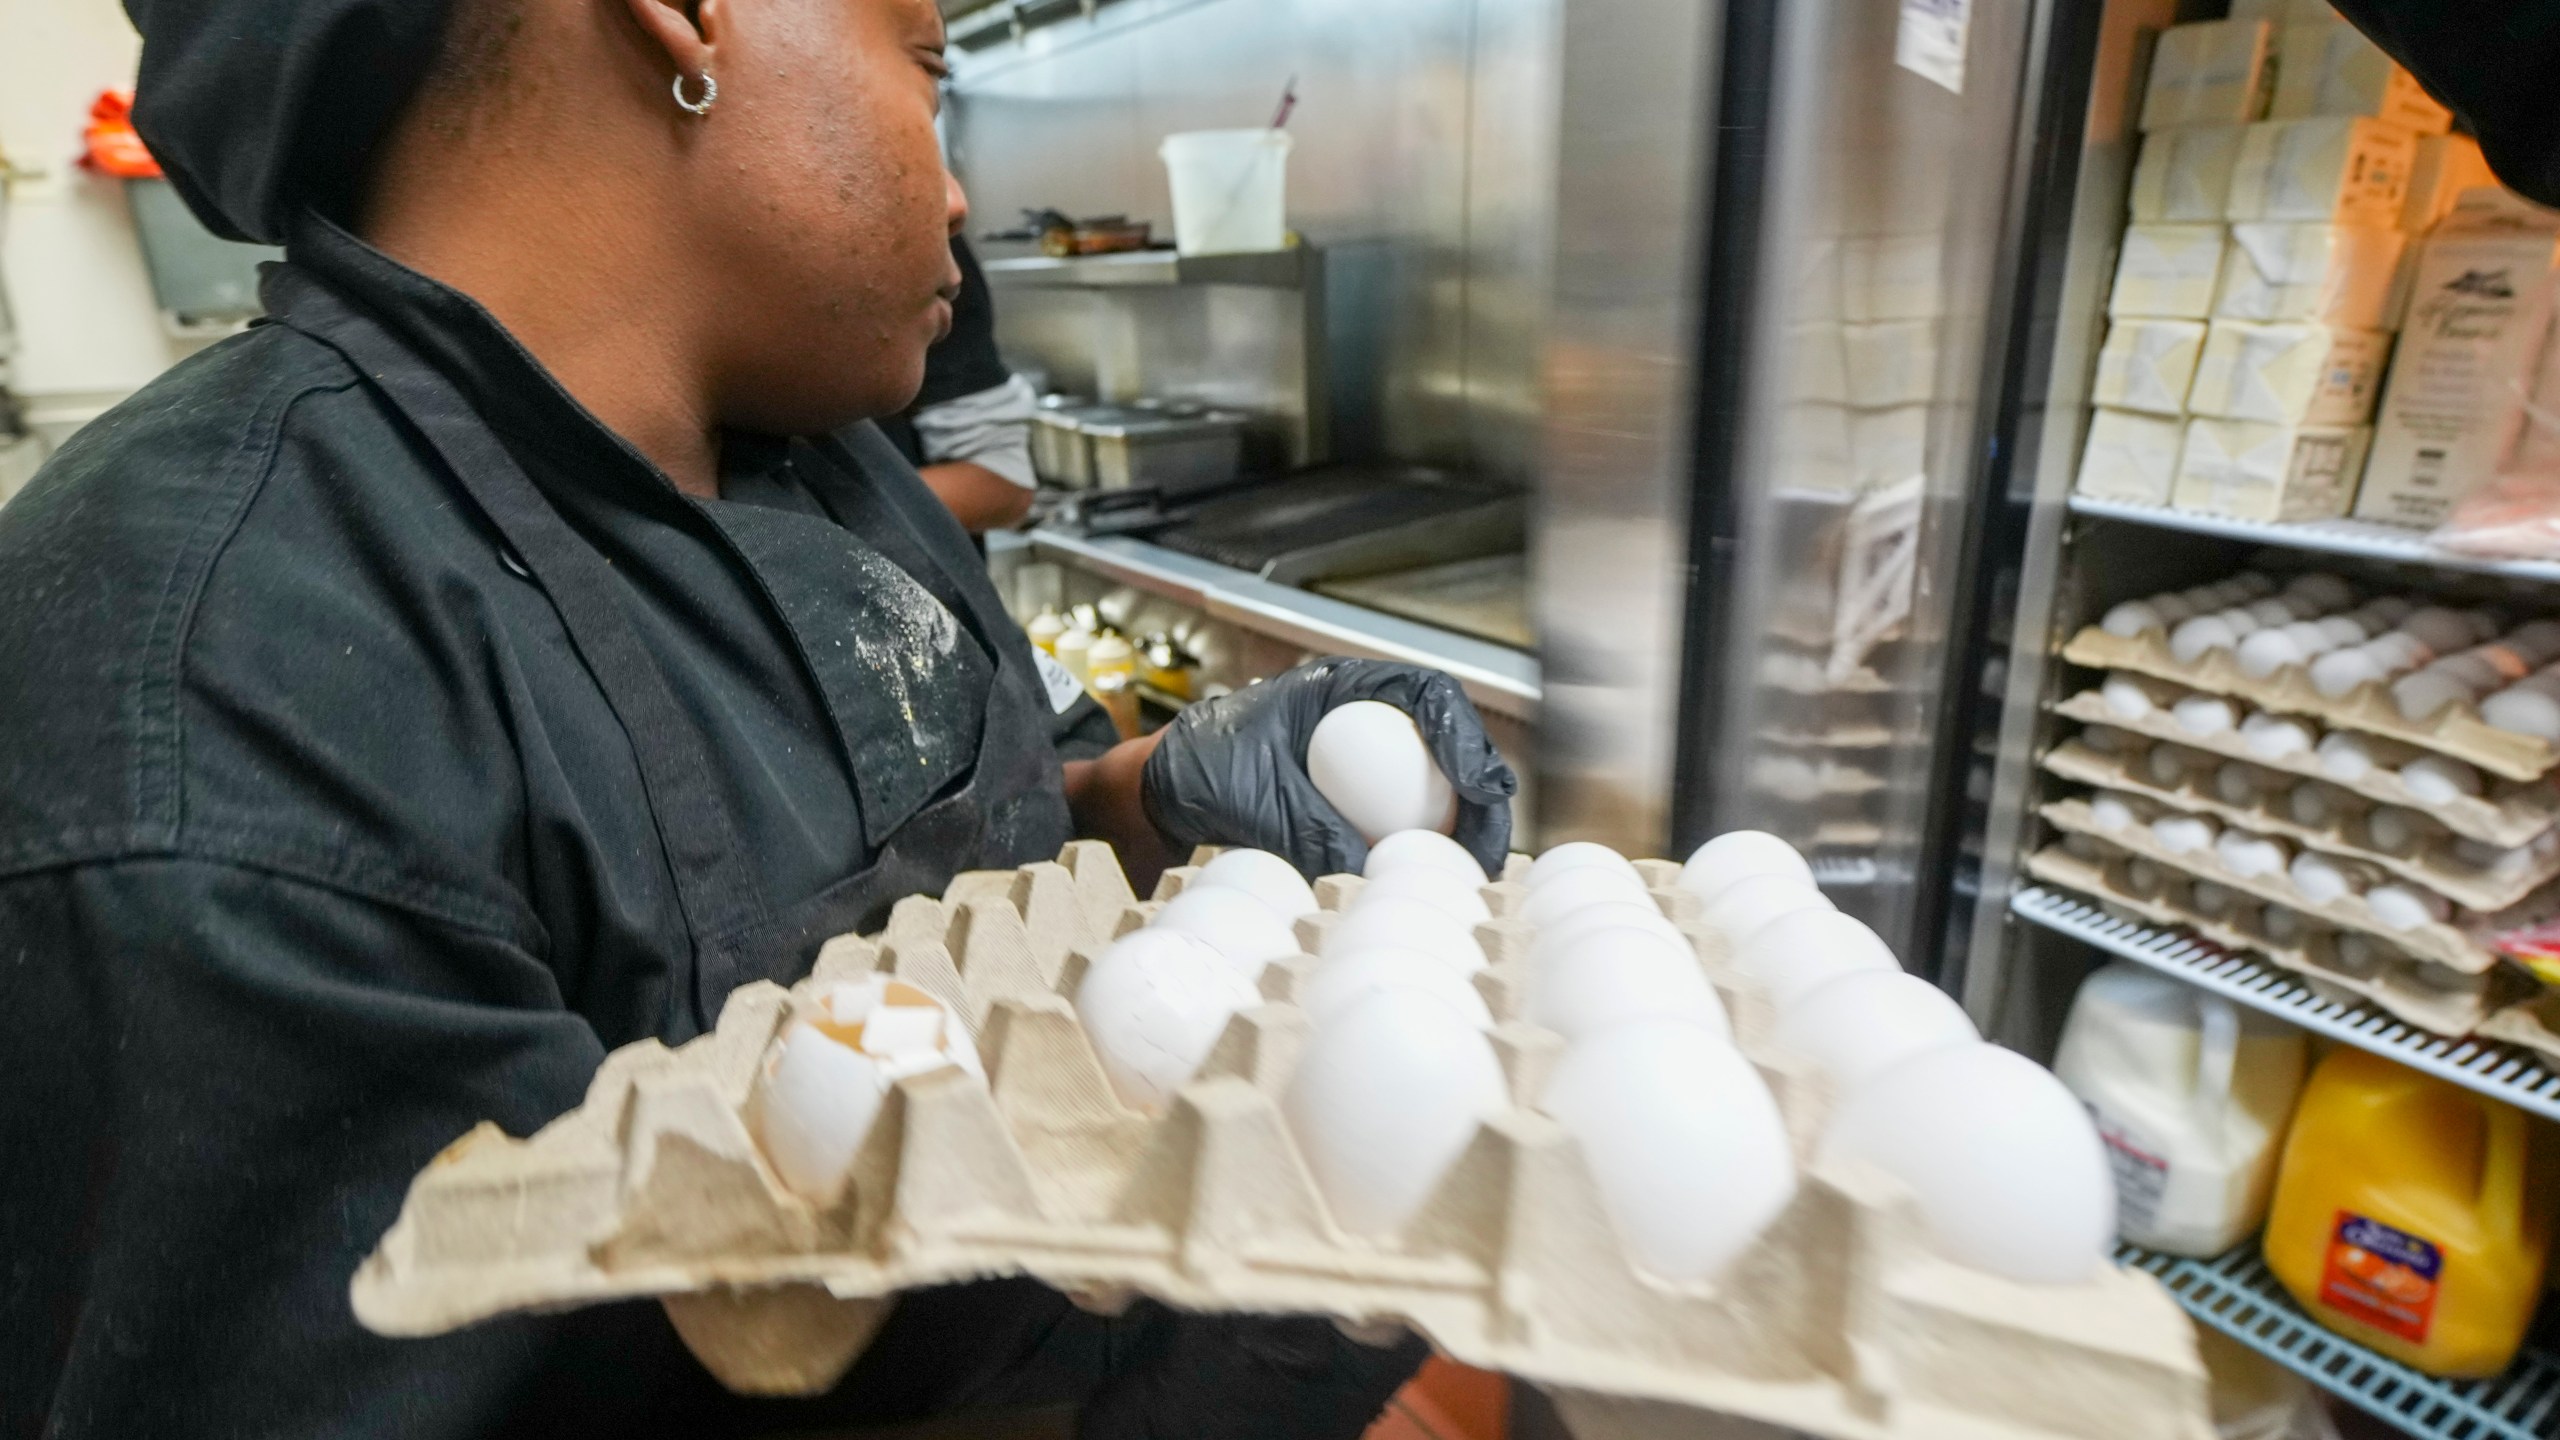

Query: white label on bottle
[1897,0,1970,94]
[1034,650,1084,714]
[2088,1101,2171,1233]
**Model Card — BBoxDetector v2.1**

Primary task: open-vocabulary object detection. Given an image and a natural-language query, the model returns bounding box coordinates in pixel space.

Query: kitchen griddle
[1149,465,1525,584]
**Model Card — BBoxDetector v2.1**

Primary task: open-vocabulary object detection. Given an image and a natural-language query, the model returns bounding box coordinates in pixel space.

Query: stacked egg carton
[351,839,2210,1440]
[2073,3,2490,522]
[2038,568,2560,1041]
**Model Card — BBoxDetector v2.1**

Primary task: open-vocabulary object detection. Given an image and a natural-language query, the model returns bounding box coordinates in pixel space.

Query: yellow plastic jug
[2263,1047,2560,1378]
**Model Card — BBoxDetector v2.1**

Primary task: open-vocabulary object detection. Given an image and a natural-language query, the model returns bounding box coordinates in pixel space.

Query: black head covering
[2330,0,2560,210]
[123,0,455,244]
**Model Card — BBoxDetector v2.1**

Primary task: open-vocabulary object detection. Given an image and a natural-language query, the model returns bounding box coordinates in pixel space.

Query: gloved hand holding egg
[1139,657,1517,881]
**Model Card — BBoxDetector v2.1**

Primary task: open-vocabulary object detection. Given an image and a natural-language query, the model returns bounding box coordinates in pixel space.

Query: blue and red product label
[2317,1210,2442,1344]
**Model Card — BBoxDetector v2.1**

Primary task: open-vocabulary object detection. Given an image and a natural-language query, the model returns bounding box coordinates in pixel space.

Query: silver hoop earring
[673,71,717,116]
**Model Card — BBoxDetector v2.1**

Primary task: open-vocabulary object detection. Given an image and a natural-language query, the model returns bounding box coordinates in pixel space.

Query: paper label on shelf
[1896,0,1969,94]
[2087,1103,2172,1234]
[2319,1209,2441,1343]
[1829,473,1924,683]
[1034,650,1085,714]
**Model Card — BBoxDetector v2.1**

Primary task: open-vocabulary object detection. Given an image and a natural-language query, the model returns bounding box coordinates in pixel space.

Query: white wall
[1,0,202,487]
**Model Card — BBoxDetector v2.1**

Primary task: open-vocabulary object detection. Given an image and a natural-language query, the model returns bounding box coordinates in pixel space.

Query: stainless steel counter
[1012,528,1540,723]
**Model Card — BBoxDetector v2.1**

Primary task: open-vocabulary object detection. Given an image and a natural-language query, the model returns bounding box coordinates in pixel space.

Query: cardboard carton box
[2214,223,2402,331]
[2078,408,2188,505]
[2109,223,2230,319]
[2225,117,2416,229]
[2357,195,2560,527]
[2187,320,2391,426]
[2140,20,2275,132]
[1843,320,1939,407]
[2092,319,2208,416]
[2399,134,2498,239]
[2267,20,2452,134]
[2174,417,2371,521]
[2129,125,2246,224]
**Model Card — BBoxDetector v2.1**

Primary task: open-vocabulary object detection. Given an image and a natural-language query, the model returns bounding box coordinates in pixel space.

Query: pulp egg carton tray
[2053,687,2560,849]
[2479,991,2560,1068]
[2059,625,2560,783]
[2039,796,2534,976]
[2025,842,2543,1040]
[351,840,2210,1440]
[2041,737,2560,913]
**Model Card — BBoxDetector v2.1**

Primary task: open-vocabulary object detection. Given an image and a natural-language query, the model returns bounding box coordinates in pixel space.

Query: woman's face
[693,0,966,433]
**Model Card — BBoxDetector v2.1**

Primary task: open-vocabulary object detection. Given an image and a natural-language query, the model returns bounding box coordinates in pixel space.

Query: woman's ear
[621,0,724,78]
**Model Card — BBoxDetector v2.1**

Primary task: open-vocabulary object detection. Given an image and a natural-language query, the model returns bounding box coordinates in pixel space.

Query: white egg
[1298,946,1495,1031]
[1284,987,1509,1236]
[1364,828,1488,884]
[2365,882,2450,931]
[2100,600,2165,637]
[2171,695,2238,737]
[1771,970,1978,1091]
[1075,929,1263,1111]
[2151,814,2217,855]
[1352,864,1492,926]
[2288,852,2356,904]
[2214,831,2289,878]
[1526,900,1687,969]
[1194,848,1319,919]
[1307,701,1457,842]
[1733,908,1898,1012]
[2400,754,2484,804]
[2100,673,2157,720]
[1709,878,1835,948]
[1521,866,1656,930]
[750,977,980,1202]
[1678,830,1814,907]
[1323,896,1487,974]
[1526,841,1642,889]
[2311,648,2386,698]
[2239,712,2313,760]
[1528,925,1730,1043]
[1540,1021,1796,1282]
[1821,1043,2113,1283]
[2315,731,2375,782]
[2089,793,2141,832]
[1151,884,1304,981]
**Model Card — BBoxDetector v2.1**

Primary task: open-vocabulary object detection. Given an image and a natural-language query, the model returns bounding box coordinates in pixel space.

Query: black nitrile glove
[1140,657,1517,880]
[1076,1305,1429,1440]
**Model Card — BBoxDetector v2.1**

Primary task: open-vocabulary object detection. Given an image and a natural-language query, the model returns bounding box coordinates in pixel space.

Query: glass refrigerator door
[1667,0,2055,967]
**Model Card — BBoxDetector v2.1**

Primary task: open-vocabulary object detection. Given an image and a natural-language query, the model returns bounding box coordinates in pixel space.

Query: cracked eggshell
[1284,987,1508,1238]
[1075,929,1264,1112]
[1194,848,1319,919]
[1540,1020,1796,1282]
[750,978,980,1203]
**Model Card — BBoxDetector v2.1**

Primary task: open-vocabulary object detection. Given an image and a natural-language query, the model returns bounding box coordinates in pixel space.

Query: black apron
[268,272,1074,1034]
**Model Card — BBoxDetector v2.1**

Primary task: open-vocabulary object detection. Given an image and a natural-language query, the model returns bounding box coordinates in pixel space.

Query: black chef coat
[0,212,1144,1436]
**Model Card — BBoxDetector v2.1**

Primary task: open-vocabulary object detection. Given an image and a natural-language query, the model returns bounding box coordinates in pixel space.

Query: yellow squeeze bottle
[2262,1048,2560,1378]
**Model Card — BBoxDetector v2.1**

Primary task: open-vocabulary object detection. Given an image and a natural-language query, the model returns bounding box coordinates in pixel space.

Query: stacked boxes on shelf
[2077,5,2481,524]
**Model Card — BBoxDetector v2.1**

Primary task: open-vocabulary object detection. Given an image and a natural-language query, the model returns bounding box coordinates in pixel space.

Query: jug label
[2088,1104,2170,1232]
[2319,1210,2442,1344]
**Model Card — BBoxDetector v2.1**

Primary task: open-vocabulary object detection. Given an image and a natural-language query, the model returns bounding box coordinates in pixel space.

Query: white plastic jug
[2053,963,2309,1257]
[1159,129,1292,256]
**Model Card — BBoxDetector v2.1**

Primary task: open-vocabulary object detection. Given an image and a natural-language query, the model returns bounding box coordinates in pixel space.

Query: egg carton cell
[2026,839,2544,1041]
[2042,731,2560,912]
[350,841,2210,1440]
[2061,622,2560,783]
[2052,684,2560,848]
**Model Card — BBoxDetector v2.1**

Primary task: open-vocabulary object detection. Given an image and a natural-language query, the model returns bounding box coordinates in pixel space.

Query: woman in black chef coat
[0,0,1513,1436]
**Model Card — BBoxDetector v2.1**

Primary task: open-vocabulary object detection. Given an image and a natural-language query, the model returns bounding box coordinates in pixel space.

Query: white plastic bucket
[1159,129,1293,257]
